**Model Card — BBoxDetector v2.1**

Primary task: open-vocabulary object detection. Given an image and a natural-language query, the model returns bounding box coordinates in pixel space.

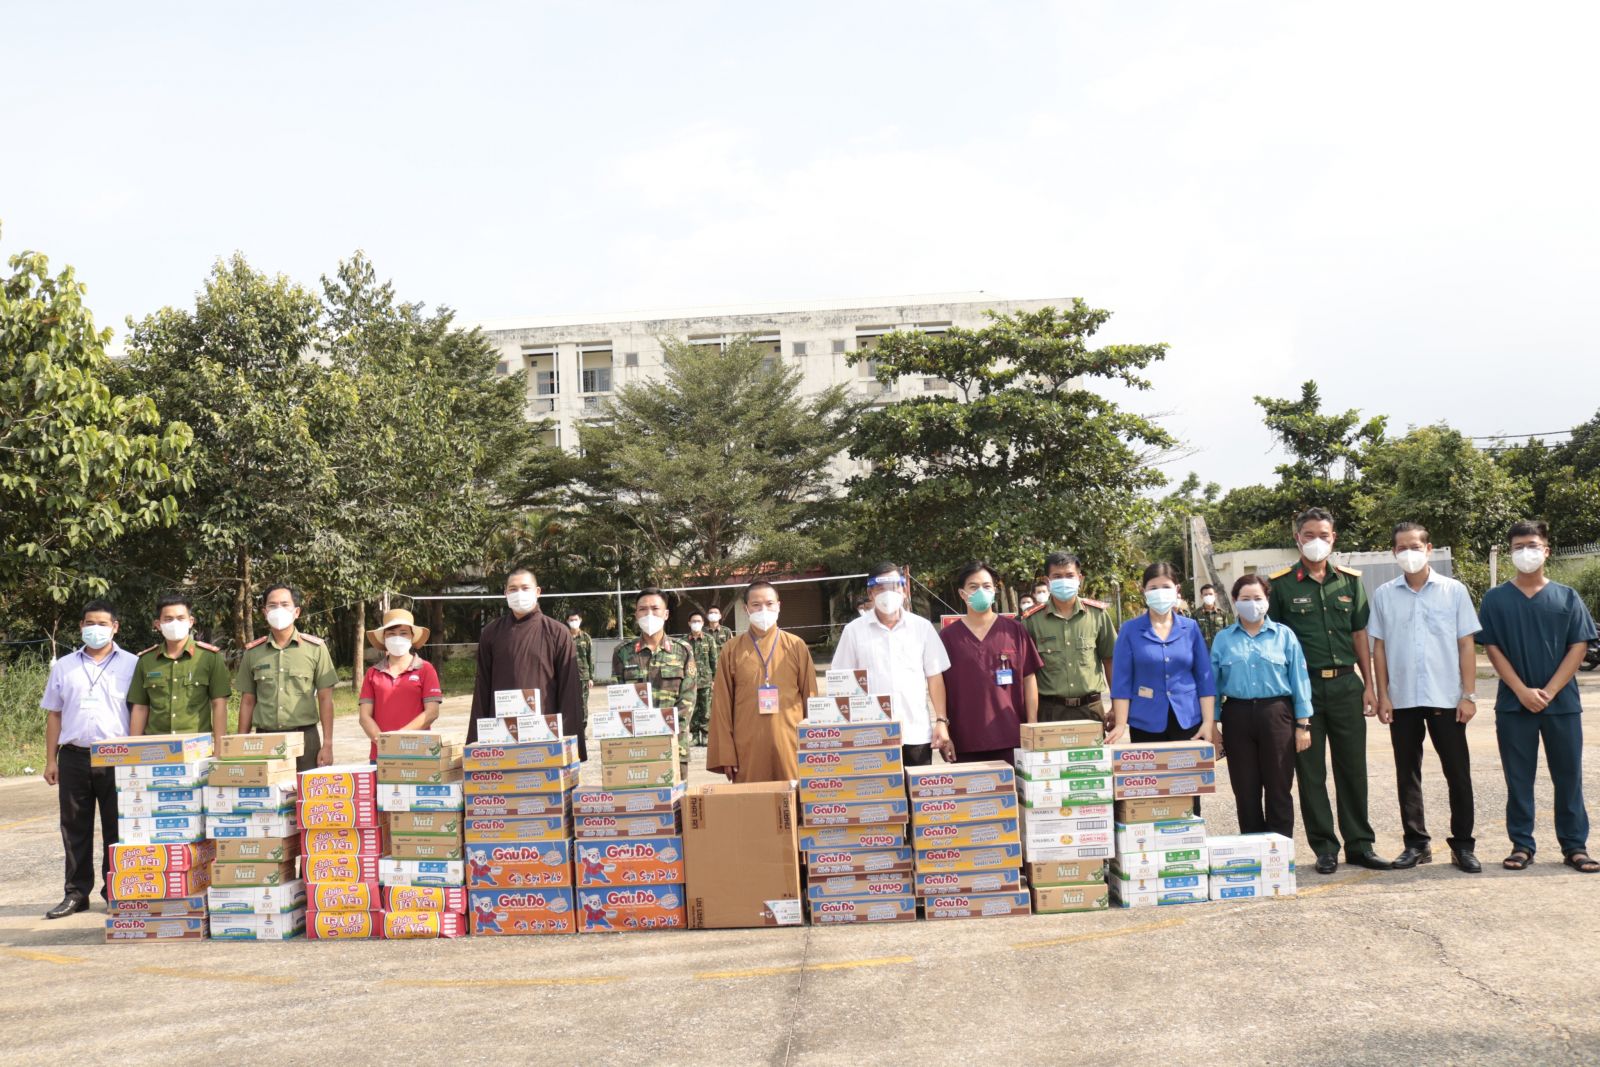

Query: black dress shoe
[44,894,88,920]
[1451,849,1482,873]
[1391,846,1433,869]
[1346,850,1394,871]
[1315,854,1339,875]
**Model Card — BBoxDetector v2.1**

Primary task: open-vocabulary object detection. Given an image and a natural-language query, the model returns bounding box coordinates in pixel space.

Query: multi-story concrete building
[471,292,1071,456]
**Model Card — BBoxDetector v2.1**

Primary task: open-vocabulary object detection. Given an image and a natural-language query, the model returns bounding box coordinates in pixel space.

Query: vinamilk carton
[1205,833,1296,873]
[803,847,914,876]
[577,886,687,932]
[207,881,307,914]
[209,909,305,940]
[208,812,297,839]
[1111,846,1210,879]
[923,890,1032,920]
[1017,776,1114,808]
[91,733,213,768]
[117,815,207,845]
[1023,841,1115,862]
[1018,721,1103,751]
[1209,869,1298,900]
[1012,747,1112,780]
[468,888,574,936]
[807,896,917,924]
[574,837,684,887]
[203,784,297,814]
[378,858,465,887]
[1017,821,1114,853]
[376,782,465,812]
[466,842,574,889]
[912,817,1021,850]
[794,746,903,776]
[1031,882,1111,913]
[1110,878,1209,908]
[904,762,1013,799]
[1113,816,1208,854]
[115,761,213,790]
[116,789,203,817]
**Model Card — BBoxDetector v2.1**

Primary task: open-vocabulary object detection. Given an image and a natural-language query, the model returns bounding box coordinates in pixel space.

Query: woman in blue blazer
[1109,562,1218,744]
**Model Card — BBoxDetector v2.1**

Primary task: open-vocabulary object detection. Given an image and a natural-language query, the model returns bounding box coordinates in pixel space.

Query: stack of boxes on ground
[464,692,580,936]
[1013,721,1115,914]
[1206,832,1297,901]
[94,733,215,942]
[1109,741,1217,908]
[796,669,915,925]
[571,682,687,933]
[294,761,381,939]
[908,760,1030,920]
[205,732,305,939]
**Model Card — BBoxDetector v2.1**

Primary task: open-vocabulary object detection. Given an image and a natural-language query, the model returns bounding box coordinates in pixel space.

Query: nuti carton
[808,896,917,924]
[912,842,1024,874]
[386,834,464,861]
[573,812,680,840]
[1114,816,1208,854]
[793,745,903,776]
[910,792,1018,825]
[803,847,915,877]
[109,864,213,900]
[214,836,298,864]
[804,872,916,900]
[1112,769,1217,799]
[468,888,575,936]
[377,782,465,812]
[305,909,382,939]
[1112,846,1210,880]
[577,885,686,932]
[1031,882,1111,913]
[796,772,905,804]
[107,894,208,918]
[574,837,685,887]
[800,797,910,826]
[208,812,297,839]
[115,760,213,790]
[302,827,381,854]
[378,858,465,887]
[211,860,297,888]
[1018,721,1104,752]
[600,758,680,791]
[376,731,455,759]
[105,916,208,942]
[795,720,902,751]
[383,811,461,837]
[1114,796,1197,824]
[1209,869,1297,900]
[117,815,207,845]
[905,762,1014,799]
[1025,858,1110,887]
[376,757,463,786]
[1017,775,1114,808]
[1109,741,1216,772]
[216,732,305,761]
[573,785,684,816]
[202,783,297,814]
[465,814,569,844]
[797,823,907,851]
[308,881,380,913]
[1017,820,1114,854]
[384,908,466,939]
[466,793,571,819]
[208,759,296,788]
[116,788,203,817]
[91,733,213,768]
[463,738,576,772]
[683,781,803,929]
[303,852,379,884]
[913,817,1022,850]
[108,841,215,873]
[1111,877,1209,908]
[1012,747,1113,781]
[209,909,305,940]
[207,881,308,914]
[923,890,1032,920]
[598,734,677,765]
[464,766,578,796]
[466,841,574,889]
[382,885,466,912]
[913,869,1024,896]
[1205,833,1296,873]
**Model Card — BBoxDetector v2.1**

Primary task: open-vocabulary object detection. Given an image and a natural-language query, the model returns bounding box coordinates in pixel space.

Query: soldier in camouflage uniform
[685,610,718,746]
[566,609,594,693]
[1195,584,1230,648]
[612,588,698,779]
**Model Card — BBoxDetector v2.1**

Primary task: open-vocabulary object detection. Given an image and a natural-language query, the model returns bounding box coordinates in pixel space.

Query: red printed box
[301,827,382,855]
[296,765,377,801]
[303,853,380,883]
[469,888,574,935]
[577,886,686,933]
[308,882,381,913]
[382,885,466,912]
[298,796,379,829]
[464,814,570,843]
[573,837,684,887]
[466,841,574,889]
[107,841,215,874]
[802,847,914,876]
[465,793,573,819]
[571,786,682,816]
[923,890,1033,920]
[109,864,213,900]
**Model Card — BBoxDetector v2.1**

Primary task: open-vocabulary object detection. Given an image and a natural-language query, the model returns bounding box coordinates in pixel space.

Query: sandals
[1502,850,1533,870]
[1564,852,1600,874]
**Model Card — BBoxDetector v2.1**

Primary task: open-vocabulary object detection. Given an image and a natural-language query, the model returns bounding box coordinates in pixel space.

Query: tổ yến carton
[1204,832,1296,872]
[923,890,1033,920]
[107,841,214,873]
[912,817,1021,850]
[912,842,1024,874]
[904,762,1014,799]
[383,811,461,837]
[305,909,382,939]
[465,792,572,819]
[308,881,381,913]
[115,788,203,817]
[466,841,574,889]
[793,745,903,776]
[802,847,914,877]
[207,812,297,839]
[109,864,212,900]
[297,764,378,800]
[468,888,574,936]
[1012,747,1112,780]
[376,782,465,812]
[301,827,381,855]
[214,836,297,864]
[807,895,917,924]
[114,760,213,790]
[1111,846,1210,880]
[577,885,687,933]
[597,734,676,765]
[206,881,307,914]
[202,783,297,814]
[375,731,456,759]
[1113,816,1208,854]
[1017,776,1114,809]
[800,797,910,827]
[215,732,305,761]
[104,916,207,941]
[1108,741,1216,772]
[302,852,379,883]
[385,834,464,861]
[796,772,905,804]
[107,894,208,918]
[376,758,463,787]
[211,860,297,888]
[384,908,466,938]
[208,909,305,940]
[795,720,902,751]
[1112,769,1217,799]
[116,815,207,845]
[574,837,684,887]
[463,766,577,796]
[465,814,569,844]
[382,885,466,912]
[913,869,1024,896]
[573,812,679,840]
[297,796,379,830]
[1030,882,1111,913]
[804,872,915,900]
[91,733,213,768]
[1017,721,1103,751]
[599,758,680,791]
[909,792,1018,826]
[1024,858,1109,887]
[682,781,802,930]
[1114,796,1197,824]
[207,759,296,788]
[572,785,682,816]
[378,858,464,887]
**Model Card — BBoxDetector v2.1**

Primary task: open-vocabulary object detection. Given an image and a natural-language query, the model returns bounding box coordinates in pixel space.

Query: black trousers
[1038,695,1104,724]
[1391,706,1475,851]
[902,743,933,768]
[1221,697,1297,838]
[57,744,117,900]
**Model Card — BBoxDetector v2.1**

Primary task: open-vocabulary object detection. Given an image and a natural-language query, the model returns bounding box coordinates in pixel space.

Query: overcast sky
[6,2,1596,489]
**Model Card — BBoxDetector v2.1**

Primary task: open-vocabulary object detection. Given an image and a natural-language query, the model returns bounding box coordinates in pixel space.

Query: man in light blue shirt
[1369,523,1482,874]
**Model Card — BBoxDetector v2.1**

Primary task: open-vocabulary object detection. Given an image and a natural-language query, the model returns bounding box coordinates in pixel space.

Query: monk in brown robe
[707,580,818,782]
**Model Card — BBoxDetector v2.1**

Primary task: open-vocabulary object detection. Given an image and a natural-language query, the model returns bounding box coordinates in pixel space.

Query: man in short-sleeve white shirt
[1369,523,1483,874]
[831,563,952,766]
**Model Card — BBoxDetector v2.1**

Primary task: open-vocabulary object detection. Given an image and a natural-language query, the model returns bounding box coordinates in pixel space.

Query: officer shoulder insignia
[244,636,269,649]
[1081,597,1109,610]
[195,640,221,652]
[1020,604,1045,619]
[1336,565,1363,577]
[137,644,159,656]
[299,633,326,646]
[1268,566,1294,579]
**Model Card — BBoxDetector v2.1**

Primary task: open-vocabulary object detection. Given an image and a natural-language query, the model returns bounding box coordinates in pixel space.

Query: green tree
[845,302,1173,600]
[1493,410,1600,545]
[0,225,192,640]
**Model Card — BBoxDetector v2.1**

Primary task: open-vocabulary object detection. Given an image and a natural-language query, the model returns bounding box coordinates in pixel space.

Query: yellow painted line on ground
[0,814,53,833]
[136,965,295,985]
[695,954,915,980]
[381,975,627,989]
[1,946,87,964]
[1011,914,1189,951]
[1296,870,1381,898]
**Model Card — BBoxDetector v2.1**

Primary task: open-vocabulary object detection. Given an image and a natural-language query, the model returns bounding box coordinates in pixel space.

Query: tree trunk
[353,599,366,691]
[233,546,253,651]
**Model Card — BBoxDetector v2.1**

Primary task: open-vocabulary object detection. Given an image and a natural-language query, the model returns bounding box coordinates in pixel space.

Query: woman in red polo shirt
[358,608,444,759]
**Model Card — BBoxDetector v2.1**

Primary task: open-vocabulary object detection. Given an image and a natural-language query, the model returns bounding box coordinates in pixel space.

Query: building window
[832,339,847,354]
[624,352,639,367]
[923,377,950,391]
[580,346,613,394]
[792,341,808,357]
[856,358,879,379]
[525,347,558,396]
[540,427,560,449]
[495,361,510,376]
[759,356,778,375]
[583,395,606,412]
[535,369,558,396]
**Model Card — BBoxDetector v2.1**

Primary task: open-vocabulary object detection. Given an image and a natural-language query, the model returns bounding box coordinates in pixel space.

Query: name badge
[996,668,1014,687]
[757,685,779,715]
[1138,686,1154,699]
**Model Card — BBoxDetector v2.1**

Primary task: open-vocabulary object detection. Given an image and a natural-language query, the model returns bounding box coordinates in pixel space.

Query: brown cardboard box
[216,733,306,761]
[214,836,299,864]
[208,759,296,788]
[683,782,802,929]
[386,833,465,861]
[376,757,464,785]
[1019,721,1104,751]
[1031,882,1111,913]
[600,759,679,790]
[376,732,458,759]
[1114,797,1198,824]
[211,860,298,888]
[385,811,462,837]
[1025,858,1110,886]
[597,734,677,765]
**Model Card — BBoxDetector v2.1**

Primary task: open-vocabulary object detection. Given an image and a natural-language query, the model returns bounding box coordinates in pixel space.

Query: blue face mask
[81,624,114,650]
[1049,578,1080,602]
[966,588,995,613]
[1144,588,1178,615]
[1235,599,1268,623]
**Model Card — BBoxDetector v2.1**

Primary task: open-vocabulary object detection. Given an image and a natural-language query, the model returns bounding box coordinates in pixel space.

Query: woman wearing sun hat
[358,608,444,760]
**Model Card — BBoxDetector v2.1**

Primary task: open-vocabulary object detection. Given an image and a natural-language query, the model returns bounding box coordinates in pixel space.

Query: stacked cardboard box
[1013,720,1113,914]
[1109,741,1217,908]
[909,759,1030,921]
[683,782,804,929]
[247,762,372,941]
[205,734,305,940]
[1206,833,1297,901]
[463,736,580,936]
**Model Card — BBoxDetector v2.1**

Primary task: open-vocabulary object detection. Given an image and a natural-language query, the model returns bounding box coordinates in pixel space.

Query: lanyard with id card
[996,653,1014,687]
[78,653,119,735]
[753,630,781,715]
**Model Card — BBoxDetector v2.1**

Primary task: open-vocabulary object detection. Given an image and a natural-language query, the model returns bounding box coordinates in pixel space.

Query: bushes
[1555,558,1600,627]
[0,655,51,777]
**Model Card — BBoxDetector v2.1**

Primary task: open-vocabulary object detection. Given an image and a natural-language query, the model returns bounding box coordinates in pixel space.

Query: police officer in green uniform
[566,610,595,727]
[1195,584,1229,648]
[685,610,718,746]
[1268,508,1392,874]
[234,583,339,771]
[128,593,231,738]
[612,587,698,780]
[1022,551,1117,723]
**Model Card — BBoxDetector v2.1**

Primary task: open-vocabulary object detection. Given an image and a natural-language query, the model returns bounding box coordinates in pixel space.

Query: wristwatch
[1461,694,1478,703]
[1294,720,1312,731]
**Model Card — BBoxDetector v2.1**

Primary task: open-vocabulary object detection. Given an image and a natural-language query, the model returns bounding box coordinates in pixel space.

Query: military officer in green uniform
[1268,508,1392,875]
[685,609,718,745]
[128,593,232,738]
[1195,584,1229,648]
[235,583,339,771]
[1022,551,1117,723]
[566,610,595,728]
[612,587,698,780]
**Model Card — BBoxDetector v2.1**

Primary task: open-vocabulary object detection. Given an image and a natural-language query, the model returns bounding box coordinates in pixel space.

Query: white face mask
[748,608,779,631]
[1144,588,1178,615]
[689,621,703,633]
[1395,549,1428,575]
[1299,537,1333,563]
[81,624,114,650]
[385,635,413,657]
[159,619,192,642]
[568,619,581,631]
[873,590,904,615]
[506,589,537,614]
[707,612,721,624]
[265,606,296,632]
[1511,546,1545,574]
[636,615,665,636]
[1201,594,1216,607]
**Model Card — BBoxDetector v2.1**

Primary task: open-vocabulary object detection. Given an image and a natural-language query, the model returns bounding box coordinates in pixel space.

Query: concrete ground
[2,670,1599,1066]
